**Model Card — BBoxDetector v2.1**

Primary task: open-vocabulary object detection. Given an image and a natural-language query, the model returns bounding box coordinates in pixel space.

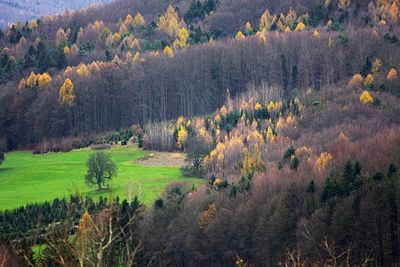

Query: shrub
[91,144,112,150]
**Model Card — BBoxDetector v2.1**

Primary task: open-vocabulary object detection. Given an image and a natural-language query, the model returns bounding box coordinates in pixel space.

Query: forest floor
[0,145,202,211]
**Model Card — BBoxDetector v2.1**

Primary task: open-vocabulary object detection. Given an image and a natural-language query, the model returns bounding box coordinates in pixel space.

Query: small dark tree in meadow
[85,152,117,191]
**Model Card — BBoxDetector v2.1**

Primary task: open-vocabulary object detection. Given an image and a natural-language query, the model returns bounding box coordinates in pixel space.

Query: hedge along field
[0,146,203,211]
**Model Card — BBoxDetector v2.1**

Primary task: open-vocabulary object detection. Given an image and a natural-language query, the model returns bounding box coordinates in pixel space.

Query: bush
[91,144,112,150]
[32,136,96,154]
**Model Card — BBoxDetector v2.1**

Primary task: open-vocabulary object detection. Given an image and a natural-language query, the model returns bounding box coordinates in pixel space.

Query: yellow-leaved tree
[26,71,38,87]
[64,66,73,76]
[133,12,145,26]
[364,73,374,89]
[199,203,217,230]
[372,58,383,74]
[77,64,90,77]
[338,0,350,9]
[177,126,188,148]
[173,27,189,48]
[360,90,373,104]
[119,23,128,35]
[266,126,275,143]
[132,38,140,50]
[164,45,174,58]
[259,9,275,31]
[348,73,363,88]
[77,210,92,262]
[245,22,253,34]
[257,31,268,45]
[133,51,142,63]
[235,31,245,40]
[240,147,265,179]
[157,5,182,38]
[125,51,133,61]
[59,78,75,106]
[387,68,398,80]
[294,22,305,31]
[63,45,70,55]
[38,73,52,88]
[112,32,121,44]
[285,8,297,29]
[28,19,38,30]
[315,152,332,172]
[55,28,68,46]
[124,14,133,26]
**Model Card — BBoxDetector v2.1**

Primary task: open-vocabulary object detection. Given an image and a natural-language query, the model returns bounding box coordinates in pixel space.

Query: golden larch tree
[387,68,398,80]
[360,90,373,104]
[285,8,297,29]
[55,28,68,46]
[77,64,90,77]
[174,27,189,48]
[59,78,75,106]
[245,21,253,34]
[164,45,174,58]
[157,5,182,38]
[38,73,52,88]
[315,152,333,172]
[125,14,133,26]
[364,73,374,89]
[372,58,383,74]
[295,22,305,31]
[63,45,70,55]
[26,71,38,87]
[257,31,268,45]
[199,203,217,230]
[348,73,363,88]
[133,51,142,63]
[235,31,245,40]
[259,9,275,31]
[338,0,351,9]
[133,12,145,26]
[177,126,188,148]
[28,19,38,30]
[119,23,128,35]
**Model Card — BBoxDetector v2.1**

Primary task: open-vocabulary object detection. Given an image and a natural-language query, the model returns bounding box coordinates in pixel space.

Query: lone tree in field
[85,152,117,191]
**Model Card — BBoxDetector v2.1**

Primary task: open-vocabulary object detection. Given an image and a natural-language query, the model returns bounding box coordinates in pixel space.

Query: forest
[0,0,400,266]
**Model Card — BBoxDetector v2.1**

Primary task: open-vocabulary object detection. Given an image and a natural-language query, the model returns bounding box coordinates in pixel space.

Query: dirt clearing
[138,151,187,167]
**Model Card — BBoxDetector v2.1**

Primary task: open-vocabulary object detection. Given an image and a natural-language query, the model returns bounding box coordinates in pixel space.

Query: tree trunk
[97,179,102,191]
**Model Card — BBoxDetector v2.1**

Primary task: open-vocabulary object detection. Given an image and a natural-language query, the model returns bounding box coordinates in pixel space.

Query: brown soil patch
[138,151,187,167]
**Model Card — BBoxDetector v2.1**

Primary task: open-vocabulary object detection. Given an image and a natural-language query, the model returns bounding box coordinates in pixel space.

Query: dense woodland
[0,0,399,150]
[1,0,400,266]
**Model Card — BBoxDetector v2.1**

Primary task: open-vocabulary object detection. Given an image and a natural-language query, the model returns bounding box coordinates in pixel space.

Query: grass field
[0,146,203,211]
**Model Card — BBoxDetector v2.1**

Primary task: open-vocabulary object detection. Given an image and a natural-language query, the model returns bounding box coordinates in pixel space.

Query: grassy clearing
[0,145,203,211]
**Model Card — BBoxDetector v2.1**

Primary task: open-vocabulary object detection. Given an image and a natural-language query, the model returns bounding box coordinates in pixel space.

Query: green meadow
[0,146,203,211]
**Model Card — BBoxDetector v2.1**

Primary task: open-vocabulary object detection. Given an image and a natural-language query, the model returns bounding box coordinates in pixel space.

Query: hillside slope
[0,0,398,151]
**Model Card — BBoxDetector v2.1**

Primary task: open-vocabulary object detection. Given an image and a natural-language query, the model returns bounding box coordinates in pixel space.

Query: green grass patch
[0,146,203,211]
